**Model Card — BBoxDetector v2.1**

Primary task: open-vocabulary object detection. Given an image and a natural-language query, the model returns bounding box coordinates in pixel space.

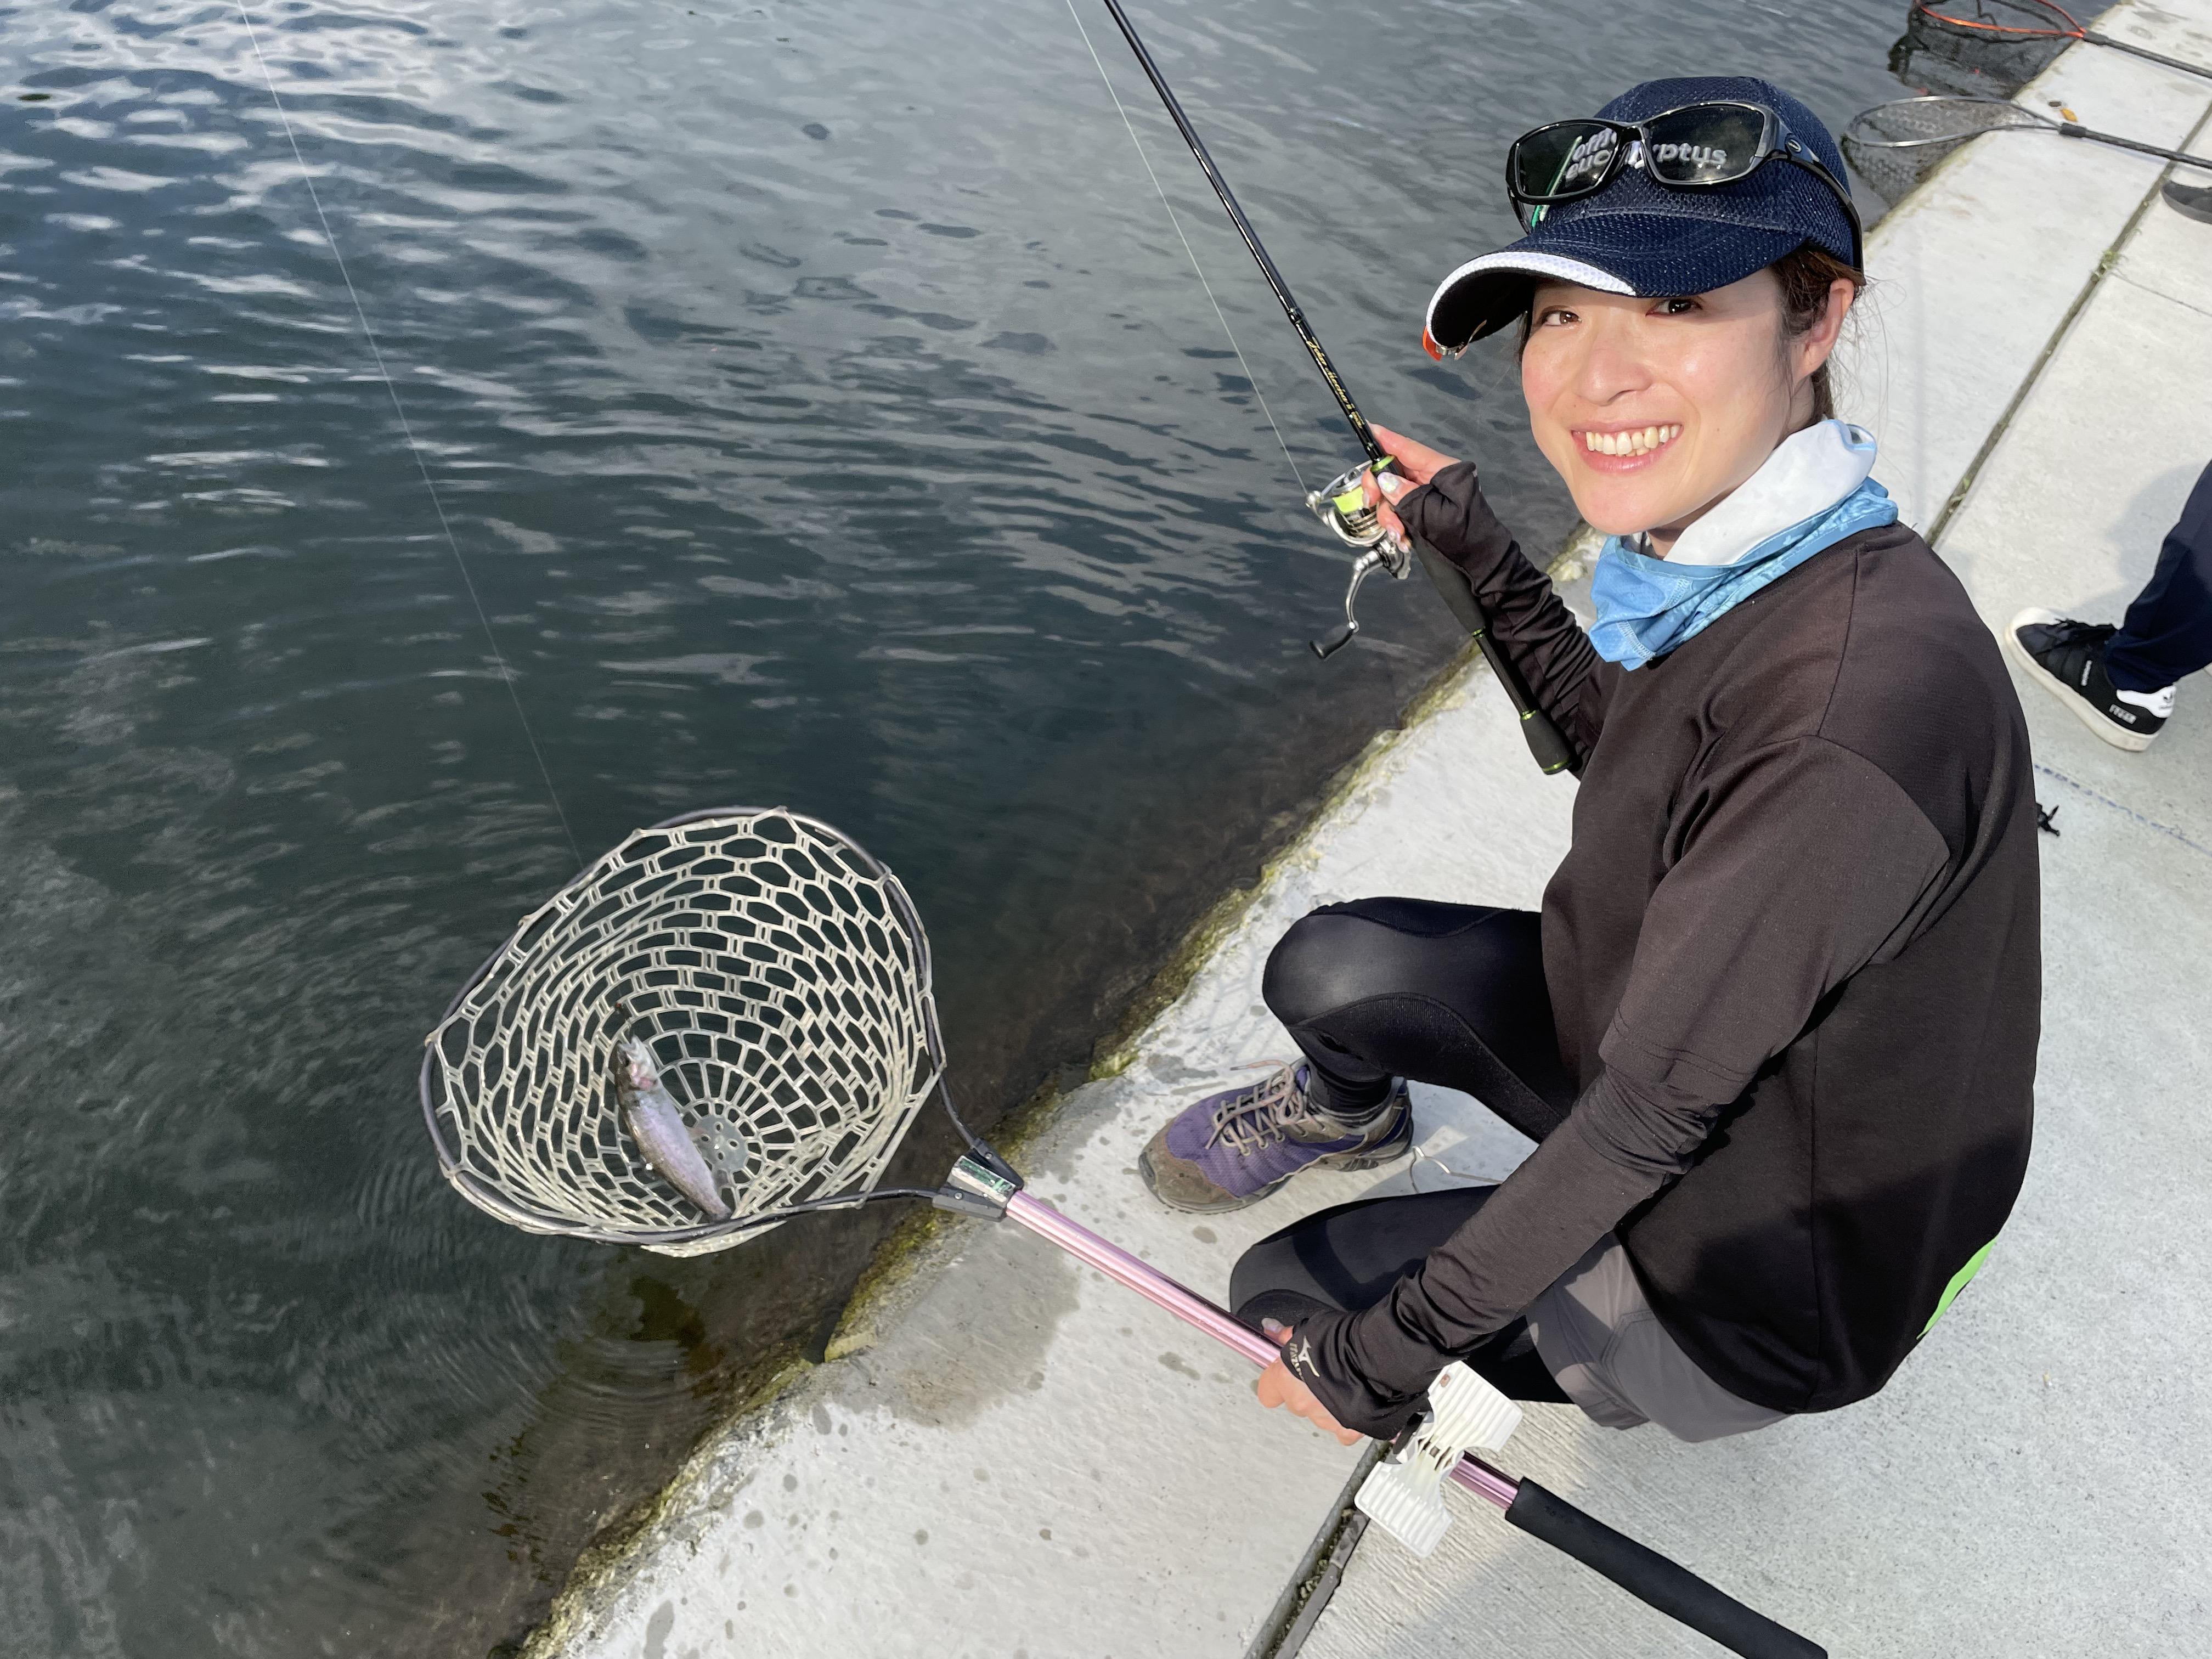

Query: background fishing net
[1896,0,2076,97]
[1842,96,2052,202]
[421,808,940,1256]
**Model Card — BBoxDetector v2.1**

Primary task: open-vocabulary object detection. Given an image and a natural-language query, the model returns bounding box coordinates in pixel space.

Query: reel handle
[1312,623,1357,661]
[1310,545,1393,660]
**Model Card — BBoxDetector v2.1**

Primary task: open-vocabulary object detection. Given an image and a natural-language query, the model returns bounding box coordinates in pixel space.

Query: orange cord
[1911,0,2084,41]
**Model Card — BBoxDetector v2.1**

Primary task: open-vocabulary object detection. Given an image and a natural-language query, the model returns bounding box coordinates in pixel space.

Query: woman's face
[1519,269,1850,549]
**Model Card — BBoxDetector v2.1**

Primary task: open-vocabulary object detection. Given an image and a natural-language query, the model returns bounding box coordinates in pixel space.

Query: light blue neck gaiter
[1588,422,1900,672]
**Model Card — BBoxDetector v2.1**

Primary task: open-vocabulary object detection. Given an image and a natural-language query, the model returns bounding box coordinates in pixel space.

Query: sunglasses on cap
[1507,100,1864,269]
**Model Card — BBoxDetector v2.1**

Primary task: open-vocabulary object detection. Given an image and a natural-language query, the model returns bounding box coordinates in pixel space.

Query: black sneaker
[2003,608,2169,752]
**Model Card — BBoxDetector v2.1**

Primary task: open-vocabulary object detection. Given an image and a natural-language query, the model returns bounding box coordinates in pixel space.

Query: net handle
[2055,122,2212,166]
[1848,98,2212,170]
[2080,32,2212,78]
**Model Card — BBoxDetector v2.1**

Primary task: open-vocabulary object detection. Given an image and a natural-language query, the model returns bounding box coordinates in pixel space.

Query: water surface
[2,2,1926,1651]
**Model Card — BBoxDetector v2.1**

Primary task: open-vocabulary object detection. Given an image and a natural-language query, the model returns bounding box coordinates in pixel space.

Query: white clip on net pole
[1354,1362,1523,1556]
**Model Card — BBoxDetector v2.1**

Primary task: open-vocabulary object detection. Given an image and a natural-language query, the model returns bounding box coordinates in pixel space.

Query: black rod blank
[1097,0,1385,464]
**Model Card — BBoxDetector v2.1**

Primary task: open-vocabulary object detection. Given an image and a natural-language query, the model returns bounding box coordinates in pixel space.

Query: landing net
[1842,97,2049,202]
[421,808,941,1257]
[1911,0,2088,43]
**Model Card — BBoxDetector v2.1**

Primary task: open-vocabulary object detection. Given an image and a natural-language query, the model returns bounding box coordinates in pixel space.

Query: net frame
[1841,96,2052,202]
[1910,0,2087,42]
[421,807,947,1257]
[1908,0,2212,81]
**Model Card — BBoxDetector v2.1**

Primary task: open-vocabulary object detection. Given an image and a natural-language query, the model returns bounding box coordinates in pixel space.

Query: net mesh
[1842,97,2049,202]
[421,808,940,1257]
[1895,3,2073,101]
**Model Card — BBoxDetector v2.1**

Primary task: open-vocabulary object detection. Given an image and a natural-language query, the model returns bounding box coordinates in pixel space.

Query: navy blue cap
[1423,76,1858,356]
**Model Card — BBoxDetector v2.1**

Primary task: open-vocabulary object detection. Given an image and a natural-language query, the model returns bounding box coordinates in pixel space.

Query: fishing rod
[1091,0,1577,775]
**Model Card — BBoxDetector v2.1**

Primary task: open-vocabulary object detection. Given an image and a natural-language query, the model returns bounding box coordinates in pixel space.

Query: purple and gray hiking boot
[1138,1063,1412,1214]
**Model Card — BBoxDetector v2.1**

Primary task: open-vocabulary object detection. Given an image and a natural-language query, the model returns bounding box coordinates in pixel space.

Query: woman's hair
[1514,242,1869,422]
[1771,243,1866,424]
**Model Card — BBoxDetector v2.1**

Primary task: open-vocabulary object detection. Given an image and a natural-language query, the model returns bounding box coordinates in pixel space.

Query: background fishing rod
[1088,0,1577,775]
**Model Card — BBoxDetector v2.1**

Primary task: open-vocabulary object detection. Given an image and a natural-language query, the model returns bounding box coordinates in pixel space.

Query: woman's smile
[1575,422,1684,470]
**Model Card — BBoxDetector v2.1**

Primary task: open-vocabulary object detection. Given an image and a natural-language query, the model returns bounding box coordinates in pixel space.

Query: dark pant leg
[1230,1187,1570,1404]
[1260,898,1576,1139]
[2107,460,2212,692]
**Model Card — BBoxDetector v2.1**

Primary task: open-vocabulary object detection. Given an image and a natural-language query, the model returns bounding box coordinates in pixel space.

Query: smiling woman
[1520,247,1863,548]
[1138,76,2044,1453]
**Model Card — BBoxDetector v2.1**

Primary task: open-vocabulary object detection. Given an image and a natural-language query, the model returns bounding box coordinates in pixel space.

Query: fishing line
[1062,0,1310,494]
[236,3,583,870]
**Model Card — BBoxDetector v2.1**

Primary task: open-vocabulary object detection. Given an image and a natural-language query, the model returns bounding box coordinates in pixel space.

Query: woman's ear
[1796,275,1856,378]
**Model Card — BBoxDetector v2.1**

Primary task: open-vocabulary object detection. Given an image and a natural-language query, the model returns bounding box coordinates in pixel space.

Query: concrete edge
[1089,521,1600,1084]
[1244,1444,1384,1659]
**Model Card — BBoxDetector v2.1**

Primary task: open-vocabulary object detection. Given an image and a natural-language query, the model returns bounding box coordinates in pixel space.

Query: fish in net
[421,807,944,1256]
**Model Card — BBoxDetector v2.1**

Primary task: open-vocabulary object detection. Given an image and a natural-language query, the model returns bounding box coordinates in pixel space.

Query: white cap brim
[1421,252,1633,358]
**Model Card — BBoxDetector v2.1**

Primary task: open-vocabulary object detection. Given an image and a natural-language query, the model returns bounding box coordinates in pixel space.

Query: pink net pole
[1002,1190,1519,1511]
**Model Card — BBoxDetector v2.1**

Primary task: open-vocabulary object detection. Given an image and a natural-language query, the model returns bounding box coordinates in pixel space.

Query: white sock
[2115,684,2176,719]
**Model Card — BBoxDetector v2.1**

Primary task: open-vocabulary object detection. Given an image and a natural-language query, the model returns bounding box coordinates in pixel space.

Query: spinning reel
[1306,455,1413,659]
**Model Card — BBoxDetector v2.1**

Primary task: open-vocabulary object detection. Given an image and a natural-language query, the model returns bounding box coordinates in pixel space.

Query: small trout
[613,1038,733,1221]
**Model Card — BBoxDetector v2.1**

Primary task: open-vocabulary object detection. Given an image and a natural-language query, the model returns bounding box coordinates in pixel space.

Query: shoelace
[1204,1062,1312,1155]
[2039,617,2115,650]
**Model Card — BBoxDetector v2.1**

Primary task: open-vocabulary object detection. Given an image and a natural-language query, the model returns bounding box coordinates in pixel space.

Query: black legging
[1229,899,1577,1404]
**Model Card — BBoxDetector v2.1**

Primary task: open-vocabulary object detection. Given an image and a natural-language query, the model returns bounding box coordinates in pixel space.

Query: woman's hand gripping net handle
[936,1158,1824,1659]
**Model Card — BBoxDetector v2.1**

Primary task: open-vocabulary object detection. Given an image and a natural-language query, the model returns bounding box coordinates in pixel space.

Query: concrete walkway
[531,6,2212,1655]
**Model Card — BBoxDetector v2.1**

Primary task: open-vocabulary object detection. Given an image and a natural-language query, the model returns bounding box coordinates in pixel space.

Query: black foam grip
[1504,1480,1826,1659]
[1410,540,1579,776]
[1409,537,1491,639]
[1514,702,1577,776]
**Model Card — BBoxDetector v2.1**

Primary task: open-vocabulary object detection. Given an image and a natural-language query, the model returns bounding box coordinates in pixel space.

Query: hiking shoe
[1138,1063,1411,1214]
[2004,608,2172,753]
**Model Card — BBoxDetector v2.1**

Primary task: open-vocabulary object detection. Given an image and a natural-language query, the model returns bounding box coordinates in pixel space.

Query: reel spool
[1305,456,1397,550]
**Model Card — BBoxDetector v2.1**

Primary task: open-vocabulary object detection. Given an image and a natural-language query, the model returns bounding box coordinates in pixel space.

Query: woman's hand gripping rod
[933,1155,1825,1659]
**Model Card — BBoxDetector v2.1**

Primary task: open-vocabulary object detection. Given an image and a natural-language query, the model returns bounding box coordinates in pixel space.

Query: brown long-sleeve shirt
[1295,462,2040,1432]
